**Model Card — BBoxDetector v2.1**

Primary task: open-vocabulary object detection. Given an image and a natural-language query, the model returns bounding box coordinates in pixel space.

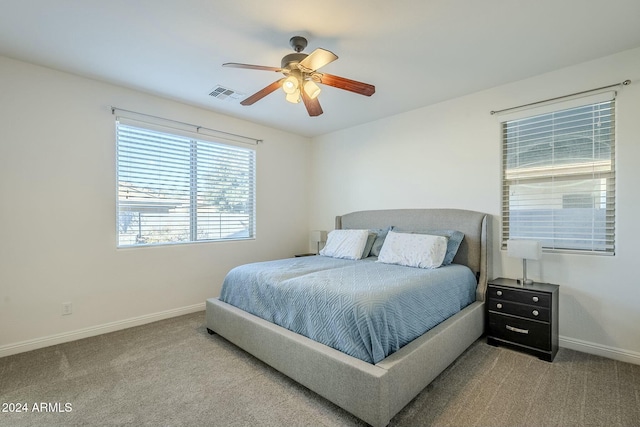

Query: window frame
[115,119,257,248]
[500,96,616,256]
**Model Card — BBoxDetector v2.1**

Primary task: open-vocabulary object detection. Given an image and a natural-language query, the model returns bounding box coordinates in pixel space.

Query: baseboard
[0,303,205,358]
[560,335,640,366]
[5,311,638,365]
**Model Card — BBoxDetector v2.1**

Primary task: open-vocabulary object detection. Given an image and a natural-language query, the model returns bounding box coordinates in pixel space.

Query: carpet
[1,312,638,426]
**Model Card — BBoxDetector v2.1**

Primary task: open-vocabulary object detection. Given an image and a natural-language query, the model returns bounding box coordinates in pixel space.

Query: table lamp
[310,230,327,255]
[507,239,541,285]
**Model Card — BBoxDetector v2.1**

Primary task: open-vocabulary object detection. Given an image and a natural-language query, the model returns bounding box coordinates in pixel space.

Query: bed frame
[206,208,489,427]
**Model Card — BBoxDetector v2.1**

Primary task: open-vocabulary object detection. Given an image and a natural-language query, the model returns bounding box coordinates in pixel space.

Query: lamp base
[520,259,534,286]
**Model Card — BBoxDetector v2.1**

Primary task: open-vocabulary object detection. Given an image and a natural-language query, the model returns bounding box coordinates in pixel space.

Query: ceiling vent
[208,85,244,102]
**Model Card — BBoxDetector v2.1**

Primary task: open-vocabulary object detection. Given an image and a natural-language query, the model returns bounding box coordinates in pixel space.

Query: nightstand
[486,277,559,362]
[294,253,316,257]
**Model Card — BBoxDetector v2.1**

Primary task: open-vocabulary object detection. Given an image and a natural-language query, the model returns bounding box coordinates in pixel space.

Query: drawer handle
[496,290,503,296]
[496,303,502,309]
[532,310,539,316]
[506,325,529,334]
[532,296,539,303]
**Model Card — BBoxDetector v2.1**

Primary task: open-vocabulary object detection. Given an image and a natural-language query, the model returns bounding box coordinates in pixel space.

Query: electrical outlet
[62,302,72,316]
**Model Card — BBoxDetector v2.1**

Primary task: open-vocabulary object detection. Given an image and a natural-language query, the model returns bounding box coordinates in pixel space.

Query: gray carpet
[1,312,639,427]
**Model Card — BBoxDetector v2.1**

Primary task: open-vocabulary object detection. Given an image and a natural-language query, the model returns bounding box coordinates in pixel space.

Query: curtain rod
[490,79,631,116]
[110,106,263,145]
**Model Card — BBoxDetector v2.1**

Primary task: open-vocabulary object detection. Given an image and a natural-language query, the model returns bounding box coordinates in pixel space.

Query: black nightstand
[486,277,559,362]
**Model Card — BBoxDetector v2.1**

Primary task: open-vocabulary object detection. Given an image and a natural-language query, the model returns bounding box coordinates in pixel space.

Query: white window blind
[116,121,256,247]
[501,99,615,254]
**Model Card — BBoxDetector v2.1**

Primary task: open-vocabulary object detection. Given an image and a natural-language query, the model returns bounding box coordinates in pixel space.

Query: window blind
[116,122,256,247]
[501,100,615,254]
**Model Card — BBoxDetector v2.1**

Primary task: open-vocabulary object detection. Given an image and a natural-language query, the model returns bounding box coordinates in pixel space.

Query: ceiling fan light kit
[282,75,299,94]
[223,36,375,116]
[304,80,321,99]
[285,91,301,104]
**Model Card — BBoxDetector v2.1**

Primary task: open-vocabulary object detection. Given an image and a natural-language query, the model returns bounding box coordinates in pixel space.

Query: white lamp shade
[282,76,299,94]
[507,239,541,260]
[303,80,321,99]
[285,89,300,103]
[310,230,327,243]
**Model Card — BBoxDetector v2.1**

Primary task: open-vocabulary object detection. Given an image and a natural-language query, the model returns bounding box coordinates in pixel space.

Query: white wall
[310,47,640,364]
[0,56,311,356]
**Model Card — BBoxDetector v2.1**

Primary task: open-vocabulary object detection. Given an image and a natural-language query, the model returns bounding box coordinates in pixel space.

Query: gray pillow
[369,227,392,257]
[362,231,377,258]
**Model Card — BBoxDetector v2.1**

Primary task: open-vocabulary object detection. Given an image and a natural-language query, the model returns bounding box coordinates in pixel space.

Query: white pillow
[320,229,370,260]
[377,230,448,269]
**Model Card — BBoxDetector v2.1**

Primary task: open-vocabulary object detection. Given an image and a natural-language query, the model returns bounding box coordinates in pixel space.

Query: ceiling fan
[223,36,375,117]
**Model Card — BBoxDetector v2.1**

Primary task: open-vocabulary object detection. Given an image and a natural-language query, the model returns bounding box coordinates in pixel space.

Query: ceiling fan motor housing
[281,53,307,70]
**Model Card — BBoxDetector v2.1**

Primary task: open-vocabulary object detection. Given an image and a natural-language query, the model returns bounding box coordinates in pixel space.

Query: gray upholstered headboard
[336,208,490,301]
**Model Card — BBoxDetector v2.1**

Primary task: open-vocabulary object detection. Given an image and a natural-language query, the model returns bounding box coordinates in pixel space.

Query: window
[116,121,256,247]
[501,98,615,254]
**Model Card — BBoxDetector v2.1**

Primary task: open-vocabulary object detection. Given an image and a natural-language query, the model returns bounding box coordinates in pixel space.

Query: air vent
[208,85,244,102]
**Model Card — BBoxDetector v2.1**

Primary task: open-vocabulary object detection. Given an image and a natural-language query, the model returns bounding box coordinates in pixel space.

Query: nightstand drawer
[488,287,550,308]
[489,315,551,351]
[488,299,550,322]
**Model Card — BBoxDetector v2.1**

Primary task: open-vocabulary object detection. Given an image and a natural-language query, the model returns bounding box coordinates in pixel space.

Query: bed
[206,208,489,427]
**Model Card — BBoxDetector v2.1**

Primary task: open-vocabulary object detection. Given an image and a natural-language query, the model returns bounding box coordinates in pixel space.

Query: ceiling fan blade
[223,62,282,72]
[317,73,375,96]
[298,48,338,72]
[301,90,323,117]
[240,79,284,105]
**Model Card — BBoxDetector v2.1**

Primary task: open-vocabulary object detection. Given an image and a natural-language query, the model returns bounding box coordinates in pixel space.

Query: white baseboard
[0,303,205,359]
[5,311,639,366]
[560,335,640,366]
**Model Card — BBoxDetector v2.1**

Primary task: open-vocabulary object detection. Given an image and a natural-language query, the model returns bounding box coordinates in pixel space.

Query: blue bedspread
[219,256,477,364]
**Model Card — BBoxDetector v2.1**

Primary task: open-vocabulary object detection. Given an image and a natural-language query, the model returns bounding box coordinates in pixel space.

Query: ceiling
[2,0,640,138]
